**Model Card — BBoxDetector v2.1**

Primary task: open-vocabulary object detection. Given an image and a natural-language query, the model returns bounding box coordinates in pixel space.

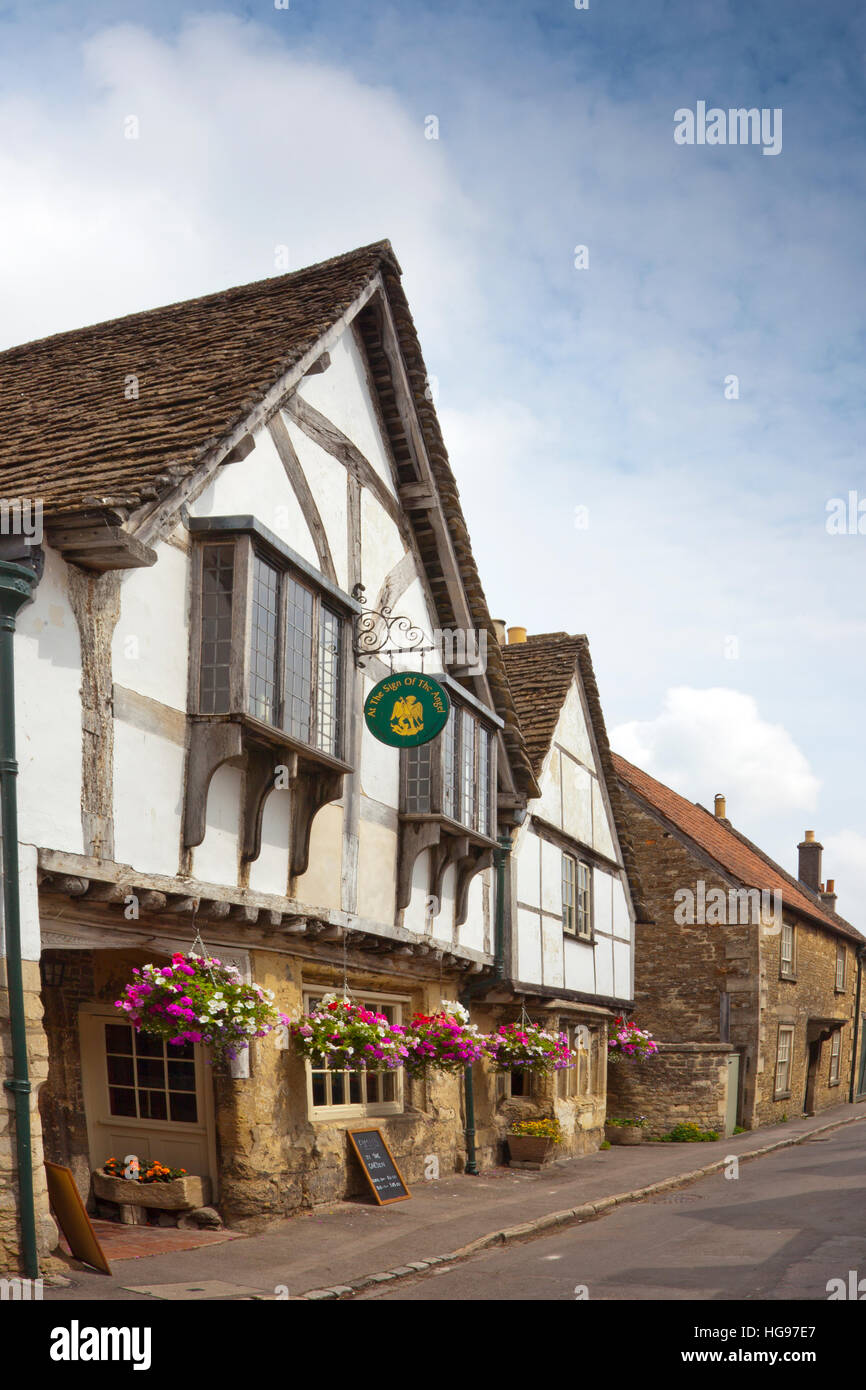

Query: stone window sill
[773,1090,791,1102]
[779,972,797,982]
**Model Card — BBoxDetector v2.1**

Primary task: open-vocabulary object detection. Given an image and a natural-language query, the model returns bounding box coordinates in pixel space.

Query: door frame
[78,1002,219,1196]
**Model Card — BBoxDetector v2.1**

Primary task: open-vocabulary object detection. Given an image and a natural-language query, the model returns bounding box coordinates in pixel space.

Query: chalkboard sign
[348,1129,411,1206]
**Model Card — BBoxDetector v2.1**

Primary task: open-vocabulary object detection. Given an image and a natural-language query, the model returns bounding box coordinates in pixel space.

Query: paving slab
[45,1102,866,1301]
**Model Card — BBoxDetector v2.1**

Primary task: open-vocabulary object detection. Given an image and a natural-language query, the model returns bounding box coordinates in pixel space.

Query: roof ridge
[612,753,864,943]
[0,239,397,357]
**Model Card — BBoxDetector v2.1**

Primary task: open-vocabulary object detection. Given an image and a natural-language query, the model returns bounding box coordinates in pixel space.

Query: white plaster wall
[432,864,456,945]
[248,788,291,896]
[516,907,542,983]
[189,427,319,572]
[192,764,241,887]
[540,837,562,917]
[284,419,349,589]
[592,779,616,859]
[540,914,564,988]
[357,820,397,922]
[113,722,185,876]
[556,682,595,771]
[593,868,613,937]
[403,848,432,935]
[296,332,398,497]
[612,879,631,940]
[564,937,595,993]
[360,497,409,618]
[0,843,41,961]
[515,833,540,910]
[14,549,84,853]
[613,939,632,1001]
[359,685,400,808]
[113,544,189,711]
[459,873,485,955]
[294,803,343,909]
[594,933,614,997]
[561,756,592,845]
[535,749,562,828]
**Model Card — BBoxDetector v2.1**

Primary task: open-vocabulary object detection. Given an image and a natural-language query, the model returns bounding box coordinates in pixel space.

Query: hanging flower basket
[486,1021,575,1073]
[607,1017,659,1063]
[114,952,288,1063]
[289,995,410,1072]
[403,1000,488,1078]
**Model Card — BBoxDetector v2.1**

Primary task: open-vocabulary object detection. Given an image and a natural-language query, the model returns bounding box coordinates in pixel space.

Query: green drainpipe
[0,558,41,1278]
[460,832,512,1176]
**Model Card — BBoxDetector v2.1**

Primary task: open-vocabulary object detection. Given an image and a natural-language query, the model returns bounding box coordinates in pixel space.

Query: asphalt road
[358,1122,866,1301]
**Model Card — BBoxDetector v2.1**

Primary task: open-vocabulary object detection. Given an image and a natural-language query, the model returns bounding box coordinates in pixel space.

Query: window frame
[829,1029,842,1085]
[780,921,795,978]
[302,989,409,1121]
[835,943,847,992]
[562,853,593,940]
[401,701,498,842]
[558,1023,593,1100]
[774,1024,794,1099]
[191,532,350,765]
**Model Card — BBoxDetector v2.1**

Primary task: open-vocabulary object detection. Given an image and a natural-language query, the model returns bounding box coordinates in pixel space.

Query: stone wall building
[609,755,866,1136]
[0,240,559,1270]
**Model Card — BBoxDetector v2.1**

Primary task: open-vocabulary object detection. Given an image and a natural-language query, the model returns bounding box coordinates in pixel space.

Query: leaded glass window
[199,545,234,714]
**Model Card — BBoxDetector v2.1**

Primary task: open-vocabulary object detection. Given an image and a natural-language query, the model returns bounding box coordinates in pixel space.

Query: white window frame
[774,1025,794,1097]
[780,921,794,975]
[562,855,592,940]
[829,1029,842,1085]
[303,989,408,1121]
[835,944,847,991]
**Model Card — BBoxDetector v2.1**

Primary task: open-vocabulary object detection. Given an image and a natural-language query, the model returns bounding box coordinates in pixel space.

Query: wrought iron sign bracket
[352,584,435,670]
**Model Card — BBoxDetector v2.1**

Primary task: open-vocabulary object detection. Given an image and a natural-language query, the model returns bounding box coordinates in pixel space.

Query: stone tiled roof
[0,242,391,514]
[0,239,538,797]
[613,753,865,944]
[502,633,648,920]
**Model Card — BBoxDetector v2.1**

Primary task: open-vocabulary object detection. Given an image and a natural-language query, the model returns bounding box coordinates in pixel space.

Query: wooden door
[80,1010,215,1184]
[803,1039,820,1115]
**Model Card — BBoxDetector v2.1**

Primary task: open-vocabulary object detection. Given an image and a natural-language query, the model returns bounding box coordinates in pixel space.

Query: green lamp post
[0,556,42,1278]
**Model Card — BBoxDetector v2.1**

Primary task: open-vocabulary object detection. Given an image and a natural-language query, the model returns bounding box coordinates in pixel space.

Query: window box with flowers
[507,1117,562,1164]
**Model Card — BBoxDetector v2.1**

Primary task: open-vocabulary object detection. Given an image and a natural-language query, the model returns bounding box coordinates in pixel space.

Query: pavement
[46,1101,866,1301]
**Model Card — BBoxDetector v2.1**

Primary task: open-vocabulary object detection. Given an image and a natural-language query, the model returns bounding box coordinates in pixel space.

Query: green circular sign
[364,671,450,747]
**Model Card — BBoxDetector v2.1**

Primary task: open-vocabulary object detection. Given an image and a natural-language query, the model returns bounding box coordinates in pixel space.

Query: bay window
[403,703,496,839]
[193,527,347,760]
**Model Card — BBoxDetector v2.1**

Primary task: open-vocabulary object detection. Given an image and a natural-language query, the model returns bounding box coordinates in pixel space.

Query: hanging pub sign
[363,670,450,748]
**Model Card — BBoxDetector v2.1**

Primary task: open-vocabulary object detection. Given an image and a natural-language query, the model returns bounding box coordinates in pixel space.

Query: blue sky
[1,1,865,918]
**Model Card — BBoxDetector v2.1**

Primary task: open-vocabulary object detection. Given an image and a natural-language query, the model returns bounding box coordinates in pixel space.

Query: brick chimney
[820,877,837,913]
[797,830,823,893]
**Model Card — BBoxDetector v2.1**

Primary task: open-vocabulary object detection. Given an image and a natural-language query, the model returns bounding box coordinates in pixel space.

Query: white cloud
[612,686,820,820]
[0,14,482,348]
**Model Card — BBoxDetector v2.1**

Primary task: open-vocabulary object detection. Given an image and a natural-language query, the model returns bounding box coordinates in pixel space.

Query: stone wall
[0,959,58,1273]
[756,917,861,1124]
[605,1043,733,1138]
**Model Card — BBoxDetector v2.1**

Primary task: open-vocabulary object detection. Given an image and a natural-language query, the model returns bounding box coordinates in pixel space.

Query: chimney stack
[820,877,837,913]
[714,794,726,819]
[797,830,823,893]
[507,626,527,645]
[492,619,507,646]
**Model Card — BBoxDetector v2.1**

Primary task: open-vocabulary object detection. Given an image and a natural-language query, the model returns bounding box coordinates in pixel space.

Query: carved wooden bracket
[290,763,344,878]
[186,722,346,877]
[184,722,245,849]
[396,821,441,912]
[432,834,469,912]
[456,847,494,928]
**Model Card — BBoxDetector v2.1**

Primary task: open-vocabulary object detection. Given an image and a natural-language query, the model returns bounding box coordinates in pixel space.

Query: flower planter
[92,1170,212,1211]
[604,1124,644,1146]
[507,1134,556,1164]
